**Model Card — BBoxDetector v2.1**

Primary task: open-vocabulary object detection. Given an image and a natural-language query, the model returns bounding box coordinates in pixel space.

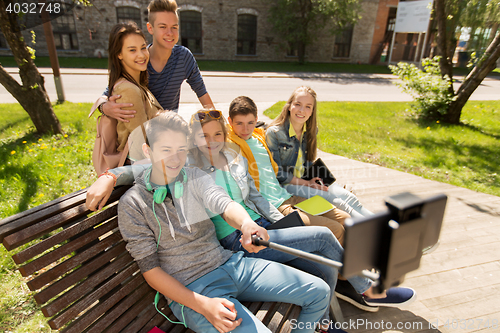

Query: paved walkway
[258,109,500,333]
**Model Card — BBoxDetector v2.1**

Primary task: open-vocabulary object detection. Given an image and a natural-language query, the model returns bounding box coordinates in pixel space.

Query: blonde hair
[188,110,229,167]
[148,0,178,25]
[270,86,318,161]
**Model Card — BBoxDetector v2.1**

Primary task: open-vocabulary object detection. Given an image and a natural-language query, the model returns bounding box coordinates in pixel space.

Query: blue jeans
[285,183,373,218]
[169,252,330,333]
[219,220,373,320]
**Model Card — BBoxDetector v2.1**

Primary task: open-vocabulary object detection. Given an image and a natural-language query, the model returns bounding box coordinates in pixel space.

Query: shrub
[390,57,456,121]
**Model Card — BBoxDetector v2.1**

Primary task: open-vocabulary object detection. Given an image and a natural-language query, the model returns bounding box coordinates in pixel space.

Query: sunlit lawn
[265,100,500,197]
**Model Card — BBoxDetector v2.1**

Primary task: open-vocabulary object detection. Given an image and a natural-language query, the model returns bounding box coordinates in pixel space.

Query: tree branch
[457,32,500,97]
[0,65,24,99]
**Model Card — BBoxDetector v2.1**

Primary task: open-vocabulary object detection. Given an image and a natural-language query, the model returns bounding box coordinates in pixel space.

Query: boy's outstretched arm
[143,267,242,333]
[222,202,269,253]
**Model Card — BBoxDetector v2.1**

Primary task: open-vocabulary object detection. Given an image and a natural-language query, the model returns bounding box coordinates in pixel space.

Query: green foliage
[265,100,500,196]
[268,0,361,63]
[390,57,456,121]
[460,0,500,53]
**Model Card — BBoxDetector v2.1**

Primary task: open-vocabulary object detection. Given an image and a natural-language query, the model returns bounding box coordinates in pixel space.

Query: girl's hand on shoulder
[85,175,116,211]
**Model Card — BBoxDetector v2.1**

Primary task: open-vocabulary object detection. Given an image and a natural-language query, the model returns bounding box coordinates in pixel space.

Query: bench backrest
[0,187,299,333]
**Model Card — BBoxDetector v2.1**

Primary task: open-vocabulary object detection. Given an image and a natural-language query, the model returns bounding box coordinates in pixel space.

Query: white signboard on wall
[394,0,433,33]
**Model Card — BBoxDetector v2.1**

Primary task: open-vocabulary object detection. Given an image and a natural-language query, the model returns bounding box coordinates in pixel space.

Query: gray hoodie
[118,166,234,287]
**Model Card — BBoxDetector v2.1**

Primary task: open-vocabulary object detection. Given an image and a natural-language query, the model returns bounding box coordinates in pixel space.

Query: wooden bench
[0,186,303,333]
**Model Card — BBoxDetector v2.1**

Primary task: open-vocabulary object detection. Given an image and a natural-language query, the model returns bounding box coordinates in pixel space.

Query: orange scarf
[228,126,278,190]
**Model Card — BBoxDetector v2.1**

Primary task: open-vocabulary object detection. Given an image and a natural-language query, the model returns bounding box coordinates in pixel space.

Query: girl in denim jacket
[265,86,373,218]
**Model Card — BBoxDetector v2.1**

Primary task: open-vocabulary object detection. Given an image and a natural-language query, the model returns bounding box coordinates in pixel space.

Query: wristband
[98,169,117,187]
[98,102,106,116]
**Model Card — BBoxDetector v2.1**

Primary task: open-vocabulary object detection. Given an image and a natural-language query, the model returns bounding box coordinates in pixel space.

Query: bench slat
[4,203,89,251]
[280,305,301,333]
[18,217,118,276]
[246,301,264,315]
[0,190,87,242]
[85,282,153,333]
[12,206,118,264]
[41,247,132,316]
[27,231,123,290]
[35,241,127,305]
[268,303,294,333]
[123,297,170,333]
[0,187,130,242]
[258,302,279,326]
[154,299,195,333]
[49,261,140,329]
[100,289,157,333]
[60,273,145,332]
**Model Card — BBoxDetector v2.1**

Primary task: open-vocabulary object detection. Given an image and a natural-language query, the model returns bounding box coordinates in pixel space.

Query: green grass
[0,103,96,219]
[0,56,109,69]
[265,100,500,197]
[0,102,97,332]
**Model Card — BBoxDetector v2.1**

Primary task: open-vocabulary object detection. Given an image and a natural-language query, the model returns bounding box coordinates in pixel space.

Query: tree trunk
[297,41,306,64]
[444,33,500,124]
[0,0,62,135]
[435,0,454,95]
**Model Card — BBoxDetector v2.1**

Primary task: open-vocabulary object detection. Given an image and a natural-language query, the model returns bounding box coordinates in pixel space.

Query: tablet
[267,211,305,230]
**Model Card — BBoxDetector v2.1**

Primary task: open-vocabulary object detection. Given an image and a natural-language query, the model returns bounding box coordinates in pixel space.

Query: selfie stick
[251,235,343,269]
[251,235,380,282]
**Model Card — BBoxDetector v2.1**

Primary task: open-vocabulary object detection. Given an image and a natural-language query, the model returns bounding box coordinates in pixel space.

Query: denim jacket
[265,120,312,185]
[186,147,283,223]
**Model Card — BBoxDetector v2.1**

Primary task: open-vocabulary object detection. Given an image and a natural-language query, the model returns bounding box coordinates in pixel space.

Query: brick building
[0,0,426,65]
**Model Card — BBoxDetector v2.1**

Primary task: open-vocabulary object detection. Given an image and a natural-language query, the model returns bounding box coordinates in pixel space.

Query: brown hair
[188,110,229,167]
[270,86,318,161]
[228,96,258,119]
[108,22,149,94]
[148,0,178,25]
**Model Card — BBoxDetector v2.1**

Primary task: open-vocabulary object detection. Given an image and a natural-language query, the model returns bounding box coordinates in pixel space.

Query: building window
[116,6,141,27]
[180,10,202,54]
[333,26,353,58]
[237,14,257,55]
[50,4,79,50]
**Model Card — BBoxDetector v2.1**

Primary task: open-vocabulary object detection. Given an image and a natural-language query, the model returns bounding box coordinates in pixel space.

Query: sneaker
[335,279,379,312]
[363,287,417,308]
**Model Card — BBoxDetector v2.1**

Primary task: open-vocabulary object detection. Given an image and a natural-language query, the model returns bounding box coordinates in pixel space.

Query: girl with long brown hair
[107,22,163,160]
